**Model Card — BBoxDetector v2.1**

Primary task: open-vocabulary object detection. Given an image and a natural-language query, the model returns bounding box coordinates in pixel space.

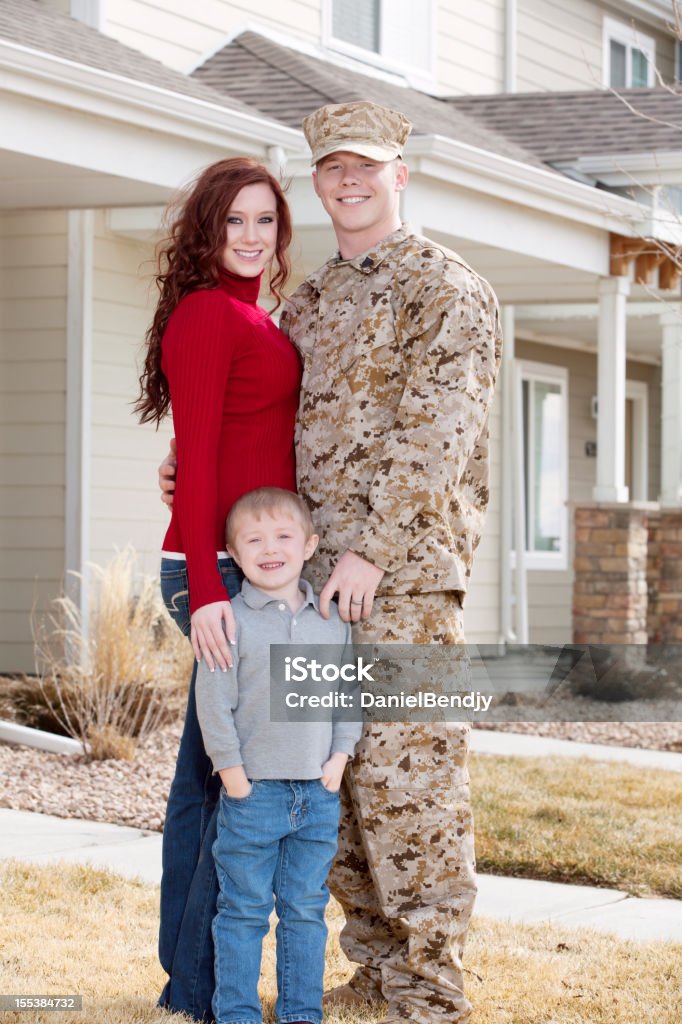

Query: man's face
[312,152,408,241]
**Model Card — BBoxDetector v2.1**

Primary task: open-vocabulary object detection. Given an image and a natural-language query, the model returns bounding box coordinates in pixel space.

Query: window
[323,0,435,86]
[514,363,568,570]
[604,17,655,88]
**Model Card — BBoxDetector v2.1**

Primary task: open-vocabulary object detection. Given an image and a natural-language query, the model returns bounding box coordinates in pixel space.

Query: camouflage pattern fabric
[281,224,502,603]
[334,593,475,1023]
[303,99,412,164]
[279,226,501,1022]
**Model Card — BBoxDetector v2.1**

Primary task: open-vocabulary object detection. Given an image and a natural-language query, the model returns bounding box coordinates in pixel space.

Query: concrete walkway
[471,728,682,772]
[2,806,681,943]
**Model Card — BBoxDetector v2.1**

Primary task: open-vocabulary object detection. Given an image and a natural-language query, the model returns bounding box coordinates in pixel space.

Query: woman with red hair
[136,157,300,1022]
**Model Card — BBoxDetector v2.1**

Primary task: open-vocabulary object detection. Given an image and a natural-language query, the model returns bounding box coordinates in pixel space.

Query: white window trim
[603,15,656,88]
[512,360,569,572]
[321,0,436,89]
[626,379,649,501]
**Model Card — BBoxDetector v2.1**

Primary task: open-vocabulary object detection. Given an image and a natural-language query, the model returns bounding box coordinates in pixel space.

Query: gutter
[400,134,676,241]
[0,37,303,155]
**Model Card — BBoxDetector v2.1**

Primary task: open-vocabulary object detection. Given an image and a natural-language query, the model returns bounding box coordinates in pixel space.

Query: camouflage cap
[303,100,412,165]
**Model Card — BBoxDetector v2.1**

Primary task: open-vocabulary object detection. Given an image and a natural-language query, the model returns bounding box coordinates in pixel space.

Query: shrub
[31,547,192,760]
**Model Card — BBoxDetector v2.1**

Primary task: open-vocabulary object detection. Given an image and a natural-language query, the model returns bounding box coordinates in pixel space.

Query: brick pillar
[573,504,648,644]
[646,509,661,644]
[656,509,682,644]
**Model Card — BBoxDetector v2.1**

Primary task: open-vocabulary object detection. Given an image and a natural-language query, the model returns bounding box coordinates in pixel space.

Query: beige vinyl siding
[516,340,661,644]
[0,211,68,673]
[102,0,321,72]
[517,0,676,92]
[89,213,173,577]
[437,0,504,95]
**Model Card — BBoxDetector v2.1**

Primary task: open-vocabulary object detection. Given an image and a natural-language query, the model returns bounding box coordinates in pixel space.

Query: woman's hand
[191,601,237,671]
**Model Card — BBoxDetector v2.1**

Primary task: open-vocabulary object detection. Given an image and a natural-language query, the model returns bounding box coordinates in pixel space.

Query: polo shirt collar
[240,577,319,613]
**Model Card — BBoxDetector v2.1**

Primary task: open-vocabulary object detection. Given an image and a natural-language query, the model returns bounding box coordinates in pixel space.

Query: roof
[447,88,682,165]
[192,31,547,169]
[0,0,263,118]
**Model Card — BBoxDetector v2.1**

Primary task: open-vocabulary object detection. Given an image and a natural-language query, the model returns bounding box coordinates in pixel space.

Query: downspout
[505,0,517,93]
[500,307,516,644]
[267,145,288,180]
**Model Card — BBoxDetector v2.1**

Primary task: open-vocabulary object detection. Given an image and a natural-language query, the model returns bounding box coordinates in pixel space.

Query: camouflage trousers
[330,591,476,1024]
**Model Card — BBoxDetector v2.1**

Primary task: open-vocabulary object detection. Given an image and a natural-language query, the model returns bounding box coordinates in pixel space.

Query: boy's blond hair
[226,487,315,547]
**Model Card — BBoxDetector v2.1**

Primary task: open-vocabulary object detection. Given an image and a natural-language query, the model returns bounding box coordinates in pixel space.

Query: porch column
[593,276,630,502]
[65,209,94,633]
[659,308,682,506]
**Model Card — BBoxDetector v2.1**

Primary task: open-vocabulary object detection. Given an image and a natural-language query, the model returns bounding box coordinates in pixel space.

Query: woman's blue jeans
[159,557,244,1023]
[213,780,340,1024]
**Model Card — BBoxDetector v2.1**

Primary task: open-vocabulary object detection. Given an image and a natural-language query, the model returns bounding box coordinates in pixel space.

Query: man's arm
[350,259,501,572]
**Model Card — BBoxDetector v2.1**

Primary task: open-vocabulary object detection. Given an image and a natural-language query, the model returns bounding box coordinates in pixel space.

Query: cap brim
[311,142,402,166]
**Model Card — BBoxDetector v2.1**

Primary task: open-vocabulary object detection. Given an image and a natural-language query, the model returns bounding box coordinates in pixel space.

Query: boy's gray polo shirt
[195,578,362,779]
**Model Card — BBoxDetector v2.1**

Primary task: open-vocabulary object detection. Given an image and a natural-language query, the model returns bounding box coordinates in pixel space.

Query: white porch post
[65,210,94,635]
[659,307,682,506]
[593,276,630,503]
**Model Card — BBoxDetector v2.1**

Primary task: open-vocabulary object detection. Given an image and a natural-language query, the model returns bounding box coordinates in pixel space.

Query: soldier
[160,101,501,1024]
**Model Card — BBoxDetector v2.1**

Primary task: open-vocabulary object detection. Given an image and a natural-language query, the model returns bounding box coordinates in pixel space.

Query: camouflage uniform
[280,226,501,1023]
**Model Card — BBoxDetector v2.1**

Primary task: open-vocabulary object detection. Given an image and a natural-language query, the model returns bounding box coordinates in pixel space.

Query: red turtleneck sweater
[161,270,301,613]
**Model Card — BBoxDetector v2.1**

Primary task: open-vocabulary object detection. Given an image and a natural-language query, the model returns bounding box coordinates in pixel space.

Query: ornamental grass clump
[31,547,191,760]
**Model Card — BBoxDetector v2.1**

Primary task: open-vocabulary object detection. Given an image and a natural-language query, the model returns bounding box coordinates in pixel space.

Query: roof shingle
[447,88,682,164]
[0,0,262,118]
[193,31,547,168]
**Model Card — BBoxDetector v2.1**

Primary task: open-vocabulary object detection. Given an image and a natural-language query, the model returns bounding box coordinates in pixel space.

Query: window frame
[321,0,436,87]
[513,360,569,573]
[603,16,656,88]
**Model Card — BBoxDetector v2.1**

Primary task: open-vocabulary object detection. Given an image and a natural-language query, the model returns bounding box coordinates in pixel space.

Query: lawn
[1,861,680,1024]
[471,754,682,897]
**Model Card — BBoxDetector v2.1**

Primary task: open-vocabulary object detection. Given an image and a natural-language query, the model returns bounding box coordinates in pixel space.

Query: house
[1,0,681,671]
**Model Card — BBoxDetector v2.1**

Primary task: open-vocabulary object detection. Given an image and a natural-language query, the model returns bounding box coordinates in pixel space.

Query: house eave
[557,151,682,187]
[0,37,303,157]
[402,134,665,239]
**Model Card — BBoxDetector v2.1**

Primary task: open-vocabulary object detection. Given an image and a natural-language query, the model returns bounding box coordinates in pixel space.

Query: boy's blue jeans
[159,557,243,1022]
[213,779,340,1024]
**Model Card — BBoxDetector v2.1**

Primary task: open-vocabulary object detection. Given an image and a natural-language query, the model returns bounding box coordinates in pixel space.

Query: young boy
[195,486,362,1024]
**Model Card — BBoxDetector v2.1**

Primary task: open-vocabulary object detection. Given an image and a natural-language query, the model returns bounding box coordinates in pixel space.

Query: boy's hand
[320,752,349,792]
[191,601,237,671]
[159,437,177,509]
[320,550,384,623]
[219,765,252,799]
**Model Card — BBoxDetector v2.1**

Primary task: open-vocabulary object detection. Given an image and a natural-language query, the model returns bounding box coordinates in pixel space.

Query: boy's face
[228,511,318,593]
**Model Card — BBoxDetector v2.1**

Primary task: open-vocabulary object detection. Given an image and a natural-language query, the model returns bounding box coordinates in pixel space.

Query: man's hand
[219,765,252,799]
[320,752,349,792]
[159,437,177,509]
[319,550,384,622]
[191,601,237,671]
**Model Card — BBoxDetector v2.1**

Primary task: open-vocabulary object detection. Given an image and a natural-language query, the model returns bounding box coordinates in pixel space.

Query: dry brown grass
[471,754,682,897]
[29,548,192,760]
[0,860,680,1024]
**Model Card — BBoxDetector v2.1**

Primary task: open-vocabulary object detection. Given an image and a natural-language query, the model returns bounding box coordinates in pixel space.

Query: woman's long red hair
[135,157,292,425]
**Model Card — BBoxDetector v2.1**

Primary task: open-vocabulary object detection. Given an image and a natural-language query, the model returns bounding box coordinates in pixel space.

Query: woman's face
[221,182,278,277]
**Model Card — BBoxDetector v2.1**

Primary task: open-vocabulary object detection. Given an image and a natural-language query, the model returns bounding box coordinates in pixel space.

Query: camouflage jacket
[280,225,502,597]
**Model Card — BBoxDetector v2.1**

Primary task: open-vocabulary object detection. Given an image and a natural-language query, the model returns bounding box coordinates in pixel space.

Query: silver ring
[350,599,364,606]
